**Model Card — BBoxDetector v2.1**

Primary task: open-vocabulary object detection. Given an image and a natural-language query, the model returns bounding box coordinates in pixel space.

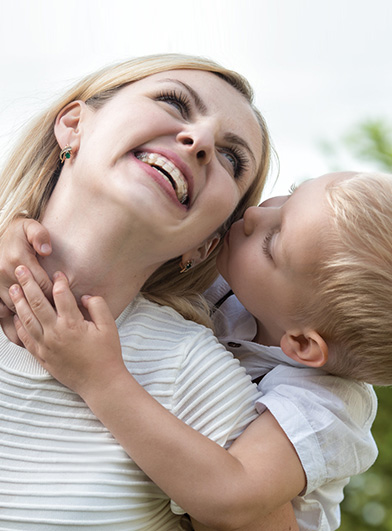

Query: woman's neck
[39,195,162,319]
[39,225,159,319]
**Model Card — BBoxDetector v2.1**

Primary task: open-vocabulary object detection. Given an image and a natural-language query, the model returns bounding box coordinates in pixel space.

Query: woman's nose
[176,123,214,164]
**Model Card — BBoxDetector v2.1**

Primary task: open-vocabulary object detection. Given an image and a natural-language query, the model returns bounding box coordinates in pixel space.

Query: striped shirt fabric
[0,295,260,530]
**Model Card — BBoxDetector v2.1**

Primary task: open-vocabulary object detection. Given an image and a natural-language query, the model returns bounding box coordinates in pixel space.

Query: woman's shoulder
[117,294,213,339]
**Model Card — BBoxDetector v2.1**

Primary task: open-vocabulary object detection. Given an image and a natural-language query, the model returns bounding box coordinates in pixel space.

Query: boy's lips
[135,151,189,205]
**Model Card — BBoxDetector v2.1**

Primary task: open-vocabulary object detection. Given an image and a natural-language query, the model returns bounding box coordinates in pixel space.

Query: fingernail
[9,285,20,296]
[15,266,25,278]
[41,243,51,254]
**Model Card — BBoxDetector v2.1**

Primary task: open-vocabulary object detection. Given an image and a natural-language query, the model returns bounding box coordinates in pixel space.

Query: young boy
[5,170,387,530]
[211,169,392,382]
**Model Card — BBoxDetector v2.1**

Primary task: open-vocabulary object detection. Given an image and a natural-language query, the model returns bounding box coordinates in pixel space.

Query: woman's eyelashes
[219,146,249,180]
[155,89,191,118]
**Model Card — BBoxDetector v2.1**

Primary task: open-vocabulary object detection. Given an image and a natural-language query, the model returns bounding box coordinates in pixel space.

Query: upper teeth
[136,152,188,204]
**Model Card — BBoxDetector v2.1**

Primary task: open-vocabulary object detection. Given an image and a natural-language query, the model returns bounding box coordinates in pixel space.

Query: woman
[0,54,297,529]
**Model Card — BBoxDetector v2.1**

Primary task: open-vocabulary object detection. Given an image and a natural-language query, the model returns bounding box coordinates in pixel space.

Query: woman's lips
[135,151,189,205]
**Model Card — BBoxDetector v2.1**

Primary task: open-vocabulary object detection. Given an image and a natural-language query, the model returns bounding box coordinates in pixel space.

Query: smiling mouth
[135,152,189,205]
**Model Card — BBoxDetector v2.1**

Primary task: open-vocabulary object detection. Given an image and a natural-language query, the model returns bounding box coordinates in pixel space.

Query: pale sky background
[0,0,391,198]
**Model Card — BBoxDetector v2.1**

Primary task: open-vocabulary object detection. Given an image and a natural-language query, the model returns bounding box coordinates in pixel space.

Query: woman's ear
[197,233,221,262]
[280,329,328,368]
[54,101,84,153]
[180,233,221,268]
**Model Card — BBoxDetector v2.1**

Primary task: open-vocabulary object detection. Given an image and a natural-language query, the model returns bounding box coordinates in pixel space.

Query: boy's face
[217,172,350,346]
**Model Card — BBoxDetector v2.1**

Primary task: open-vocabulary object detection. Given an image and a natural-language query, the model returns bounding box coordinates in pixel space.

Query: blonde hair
[0,54,271,327]
[297,172,392,385]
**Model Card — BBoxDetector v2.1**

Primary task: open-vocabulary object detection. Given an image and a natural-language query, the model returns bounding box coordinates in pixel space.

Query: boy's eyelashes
[288,183,298,195]
[262,230,275,260]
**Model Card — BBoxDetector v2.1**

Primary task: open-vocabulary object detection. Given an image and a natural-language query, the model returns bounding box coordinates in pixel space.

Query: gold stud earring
[59,145,72,163]
[179,260,194,274]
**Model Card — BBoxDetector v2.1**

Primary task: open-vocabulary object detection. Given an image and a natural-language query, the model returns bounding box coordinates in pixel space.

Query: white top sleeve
[256,365,378,492]
[256,366,378,530]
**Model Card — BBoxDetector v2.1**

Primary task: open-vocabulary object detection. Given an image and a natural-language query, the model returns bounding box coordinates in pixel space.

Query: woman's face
[67,69,263,259]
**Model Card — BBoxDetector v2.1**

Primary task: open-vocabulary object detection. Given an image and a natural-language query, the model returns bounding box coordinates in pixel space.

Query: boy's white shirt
[206,276,378,531]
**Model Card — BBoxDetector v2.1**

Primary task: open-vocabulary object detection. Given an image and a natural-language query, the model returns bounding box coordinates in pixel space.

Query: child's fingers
[13,266,56,327]
[13,314,36,353]
[9,284,44,339]
[23,220,54,301]
[24,219,52,257]
[52,272,83,321]
[26,267,53,304]
[81,295,116,328]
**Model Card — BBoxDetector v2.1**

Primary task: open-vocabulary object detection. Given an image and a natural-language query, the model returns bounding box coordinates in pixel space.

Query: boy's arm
[10,267,305,530]
[192,502,299,531]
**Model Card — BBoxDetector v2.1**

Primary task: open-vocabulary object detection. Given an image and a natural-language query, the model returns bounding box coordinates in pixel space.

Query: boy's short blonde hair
[298,172,392,385]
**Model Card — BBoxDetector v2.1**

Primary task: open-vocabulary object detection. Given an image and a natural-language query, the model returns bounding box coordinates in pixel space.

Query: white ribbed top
[0,296,260,530]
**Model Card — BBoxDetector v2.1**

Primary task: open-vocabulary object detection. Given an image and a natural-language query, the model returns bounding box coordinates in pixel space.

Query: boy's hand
[9,266,125,399]
[0,219,53,316]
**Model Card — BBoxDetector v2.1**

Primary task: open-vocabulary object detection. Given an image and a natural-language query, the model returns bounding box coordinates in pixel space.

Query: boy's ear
[180,233,221,268]
[280,329,328,368]
[54,101,85,153]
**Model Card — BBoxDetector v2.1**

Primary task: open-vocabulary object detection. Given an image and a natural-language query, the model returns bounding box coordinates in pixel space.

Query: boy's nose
[243,204,280,236]
[259,195,289,208]
[243,206,263,235]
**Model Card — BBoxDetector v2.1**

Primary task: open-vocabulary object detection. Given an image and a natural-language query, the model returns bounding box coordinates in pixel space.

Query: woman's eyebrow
[157,78,207,114]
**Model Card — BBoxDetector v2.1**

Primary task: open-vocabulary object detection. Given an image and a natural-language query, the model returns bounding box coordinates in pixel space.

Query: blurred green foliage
[322,119,392,530]
[343,120,392,172]
[320,119,392,174]
[340,388,392,530]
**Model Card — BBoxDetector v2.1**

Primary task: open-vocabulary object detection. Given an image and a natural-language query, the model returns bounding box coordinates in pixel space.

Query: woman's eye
[156,90,191,118]
[222,151,236,168]
[219,148,249,180]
